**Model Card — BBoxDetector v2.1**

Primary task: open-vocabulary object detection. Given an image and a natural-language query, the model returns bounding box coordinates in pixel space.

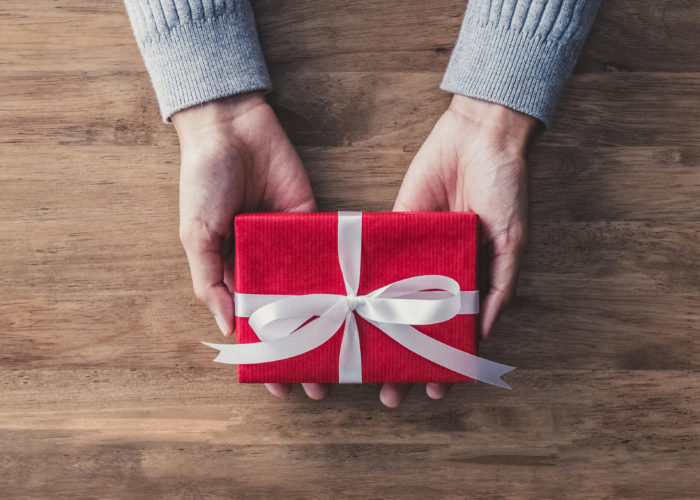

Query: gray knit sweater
[124,0,601,127]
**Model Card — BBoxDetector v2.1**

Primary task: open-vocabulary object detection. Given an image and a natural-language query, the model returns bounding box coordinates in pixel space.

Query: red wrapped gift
[204,212,513,387]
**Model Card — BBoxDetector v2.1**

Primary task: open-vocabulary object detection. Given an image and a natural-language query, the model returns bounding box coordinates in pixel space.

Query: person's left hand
[173,92,328,401]
[380,94,538,407]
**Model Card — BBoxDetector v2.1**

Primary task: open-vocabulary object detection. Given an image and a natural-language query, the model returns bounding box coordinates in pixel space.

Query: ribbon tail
[367,320,515,389]
[202,315,343,365]
[338,313,362,383]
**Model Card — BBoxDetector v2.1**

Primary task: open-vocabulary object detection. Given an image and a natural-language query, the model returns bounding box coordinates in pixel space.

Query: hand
[382,95,539,407]
[173,92,328,401]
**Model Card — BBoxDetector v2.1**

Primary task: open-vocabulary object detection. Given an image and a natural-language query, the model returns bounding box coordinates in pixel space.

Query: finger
[265,383,292,399]
[270,176,316,214]
[426,382,452,400]
[180,220,234,336]
[301,383,330,400]
[272,170,316,214]
[287,197,316,213]
[264,136,318,215]
[379,383,412,408]
[479,242,524,340]
[393,140,448,212]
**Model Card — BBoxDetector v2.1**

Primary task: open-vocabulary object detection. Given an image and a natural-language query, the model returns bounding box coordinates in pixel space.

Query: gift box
[204,211,513,388]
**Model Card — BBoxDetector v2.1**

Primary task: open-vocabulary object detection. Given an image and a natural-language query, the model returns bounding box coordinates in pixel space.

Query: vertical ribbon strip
[204,212,515,388]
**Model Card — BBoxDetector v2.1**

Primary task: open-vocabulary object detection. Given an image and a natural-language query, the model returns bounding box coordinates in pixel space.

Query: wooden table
[2,1,699,498]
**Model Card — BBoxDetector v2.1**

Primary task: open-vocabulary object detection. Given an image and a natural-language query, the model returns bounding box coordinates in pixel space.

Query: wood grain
[1,0,699,498]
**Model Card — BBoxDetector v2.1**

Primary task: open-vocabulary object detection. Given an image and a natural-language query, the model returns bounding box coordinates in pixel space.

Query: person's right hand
[172,91,327,401]
[383,95,537,407]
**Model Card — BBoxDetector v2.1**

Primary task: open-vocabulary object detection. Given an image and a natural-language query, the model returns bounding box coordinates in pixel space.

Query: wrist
[447,94,539,153]
[172,91,268,138]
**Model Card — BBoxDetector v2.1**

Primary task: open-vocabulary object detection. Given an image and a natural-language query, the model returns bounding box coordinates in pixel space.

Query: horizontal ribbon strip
[233,290,480,318]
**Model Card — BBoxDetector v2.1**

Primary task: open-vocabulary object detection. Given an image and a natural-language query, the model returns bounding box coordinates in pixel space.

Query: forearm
[123,0,271,122]
[442,0,602,127]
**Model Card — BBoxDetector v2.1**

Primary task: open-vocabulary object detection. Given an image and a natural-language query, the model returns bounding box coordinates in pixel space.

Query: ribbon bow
[204,212,515,388]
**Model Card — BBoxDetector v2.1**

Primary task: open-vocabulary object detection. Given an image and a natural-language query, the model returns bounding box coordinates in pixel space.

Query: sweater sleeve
[441,0,602,127]
[123,0,271,122]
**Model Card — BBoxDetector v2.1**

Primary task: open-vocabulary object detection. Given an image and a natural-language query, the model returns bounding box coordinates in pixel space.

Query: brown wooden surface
[1,1,699,498]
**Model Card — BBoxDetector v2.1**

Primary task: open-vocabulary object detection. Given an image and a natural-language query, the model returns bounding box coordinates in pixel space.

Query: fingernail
[215,315,228,336]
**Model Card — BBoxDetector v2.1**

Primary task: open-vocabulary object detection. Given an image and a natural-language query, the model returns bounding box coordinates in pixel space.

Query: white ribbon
[204,211,515,388]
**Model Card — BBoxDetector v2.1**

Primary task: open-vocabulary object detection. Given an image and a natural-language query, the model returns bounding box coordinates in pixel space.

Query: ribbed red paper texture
[234,212,478,383]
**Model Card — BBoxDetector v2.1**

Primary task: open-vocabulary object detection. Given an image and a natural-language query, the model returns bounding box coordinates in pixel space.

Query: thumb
[394,141,446,212]
[479,234,525,340]
[179,219,234,336]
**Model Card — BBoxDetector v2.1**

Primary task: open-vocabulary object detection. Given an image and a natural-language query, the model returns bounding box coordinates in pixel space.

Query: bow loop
[357,275,462,325]
[249,294,347,342]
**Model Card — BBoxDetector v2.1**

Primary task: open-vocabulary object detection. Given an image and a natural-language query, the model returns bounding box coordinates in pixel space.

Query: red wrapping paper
[234,212,479,383]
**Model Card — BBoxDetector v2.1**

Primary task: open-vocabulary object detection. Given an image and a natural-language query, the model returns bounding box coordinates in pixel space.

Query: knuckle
[192,284,209,303]
[179,218,218,249]
[506,228,529,256]
[491,282,516,308]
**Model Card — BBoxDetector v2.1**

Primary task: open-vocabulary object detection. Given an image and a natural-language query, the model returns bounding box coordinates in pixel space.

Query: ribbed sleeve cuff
[441,19,582,127]
[136,8,271,122]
